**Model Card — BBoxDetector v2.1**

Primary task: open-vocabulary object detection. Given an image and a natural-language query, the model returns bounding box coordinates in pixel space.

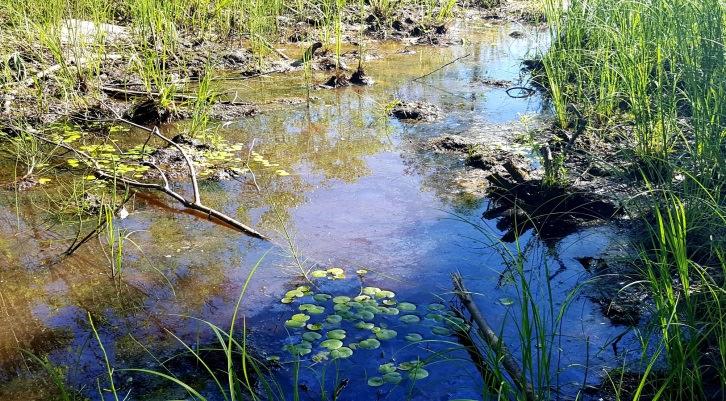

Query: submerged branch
[22,124,268,241]
[452,272,535,401]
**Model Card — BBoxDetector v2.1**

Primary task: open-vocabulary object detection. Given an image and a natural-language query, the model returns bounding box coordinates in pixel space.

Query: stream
[0,19,635,401]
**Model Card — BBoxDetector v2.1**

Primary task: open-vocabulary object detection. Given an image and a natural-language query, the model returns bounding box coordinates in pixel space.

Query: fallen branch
[100,85,254,106]
[452,273,536,401]
[412,53,471,82]
[22,122,268,240]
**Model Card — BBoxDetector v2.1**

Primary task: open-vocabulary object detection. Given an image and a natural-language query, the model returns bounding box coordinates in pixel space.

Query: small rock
[390,101,441,122]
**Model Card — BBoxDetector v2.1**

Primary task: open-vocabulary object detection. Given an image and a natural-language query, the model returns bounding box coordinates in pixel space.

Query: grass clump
[540,0,726,398]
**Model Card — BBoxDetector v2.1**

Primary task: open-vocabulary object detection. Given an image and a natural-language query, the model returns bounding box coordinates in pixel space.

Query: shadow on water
[0,20,636,400]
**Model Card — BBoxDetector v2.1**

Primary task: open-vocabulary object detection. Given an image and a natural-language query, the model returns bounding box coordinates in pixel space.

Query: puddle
[0,21,635,400]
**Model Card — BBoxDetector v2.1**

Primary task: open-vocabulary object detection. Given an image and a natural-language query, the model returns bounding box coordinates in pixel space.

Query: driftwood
[452,273,536,401]
[21,117,268,240]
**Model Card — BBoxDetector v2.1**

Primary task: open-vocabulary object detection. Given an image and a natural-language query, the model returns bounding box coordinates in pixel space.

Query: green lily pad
[330,347,353,359]
[380,307,400,315]
[285,289,304,299]
[334,304,351,312]
[313,293,332,302]
[398,361,422,371]
[327,267,344,276]
[499,297,515,306]
[302,332,322,342]
[362,287,380,296]
[356,310,375,321]
[409,367,429,380]
[375,290,395,299]
[326,314,343,324]
[311,270,328,278]
[299,304,325,314]
[353,295,370,302]
[378,363,396,374]
[333,296,351,304]
[428,303,446,311]
[284,343,312,356]
[355,321,375,330]
[307,323,322,331]
[382,299,397,306]
[425,313,444,322]
[405,333,423,342]
[375,329,397,340]
[398,302,416,311]
[320,339,343,350]
[383,372,403,384]
[312,351,329,362]
[281,297,293,304]
[432,326,452,336]
[367,377,385,387]
[291,313,310,322]
[400,315,420,324]
[358,338,381,350]
[327,329,346,340]
[285,319,306,329]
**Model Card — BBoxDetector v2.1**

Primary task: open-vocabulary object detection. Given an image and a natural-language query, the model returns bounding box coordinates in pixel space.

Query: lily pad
[302,332,322,342]
[358,338,381,350]
[320,339,343,350]
[311,270,328,278]
[355,321,375,330]
[353,295,370,302]
[333,296,351,304]
[383,372,403,384]
[327,267,344,276]
[362,287,380,296]
[428,303,446,311]
[307,323,322,331]
[380,307,400,315]
[382,299,397,306]
[375,329,397,341]
[375,290,395,299]
[408,367,429,380]
[281,297,293,304]
[330,347,353,359]
[327,329,346,340]
[398,361,422,371]
[405,333,423,342]
[285,319,306,329]
[499,297,515,306]
[299,304,325,314]
[313,293,332,302]
[356,269,368,275]
[334,304,351,312]
[356,310,375,321]
[378,363,396,374]
[432,326,452,336]
[326,314,343,324]
[367,377,385,387]
[400,315,420,324]
[398,302,416,311]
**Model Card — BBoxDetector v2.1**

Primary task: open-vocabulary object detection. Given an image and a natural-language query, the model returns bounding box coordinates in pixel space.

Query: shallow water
[0,20,635,400]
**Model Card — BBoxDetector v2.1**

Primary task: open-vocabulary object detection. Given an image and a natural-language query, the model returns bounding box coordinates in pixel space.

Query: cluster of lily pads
[279,281,473,388]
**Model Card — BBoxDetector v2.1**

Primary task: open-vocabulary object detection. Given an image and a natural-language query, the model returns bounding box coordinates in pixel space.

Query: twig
[452,272,536,401]
[412,53,471,82]
[23,124,268,240]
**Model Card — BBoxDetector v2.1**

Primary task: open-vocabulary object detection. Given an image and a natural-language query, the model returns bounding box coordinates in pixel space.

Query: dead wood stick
[100,85,254,107]
[23,126,268,240]
[452,273,536,401]
[412,53,471,82]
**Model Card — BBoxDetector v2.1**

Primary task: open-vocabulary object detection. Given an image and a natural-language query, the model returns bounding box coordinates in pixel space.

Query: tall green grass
[541,0,726,399]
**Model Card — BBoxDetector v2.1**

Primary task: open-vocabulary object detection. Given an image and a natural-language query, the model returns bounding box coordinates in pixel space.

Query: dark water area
[0,20,637,401]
